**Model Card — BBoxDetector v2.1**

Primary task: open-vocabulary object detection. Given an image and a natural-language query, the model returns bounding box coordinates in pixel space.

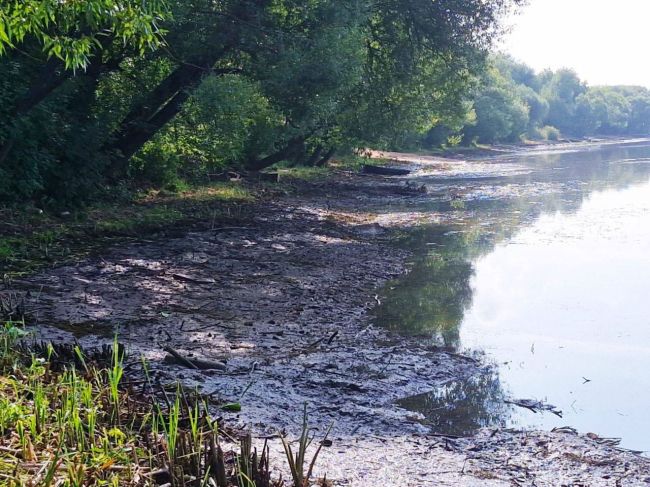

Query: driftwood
[362,164,411,176]
[505,399,562,417]
[171,273,216,285]
[163,346,227,371]
[306,330,339,350]
[208,171,242,182]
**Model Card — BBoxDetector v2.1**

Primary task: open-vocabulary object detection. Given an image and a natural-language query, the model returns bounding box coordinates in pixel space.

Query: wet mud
[4,144,650,485]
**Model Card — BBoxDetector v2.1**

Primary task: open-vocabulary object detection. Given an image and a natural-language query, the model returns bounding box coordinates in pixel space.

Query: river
[374,139,650,453]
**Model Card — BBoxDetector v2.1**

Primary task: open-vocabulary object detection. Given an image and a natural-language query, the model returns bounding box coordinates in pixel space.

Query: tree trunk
[246,137,306,171]
[9,34,118,119]
[114,62,210,135]
[105,69,209,180]
[11,59,70,118]
[0,55,122,166]
[0,60,69,166]
[105,48,231,180]
[112,89,194,168]
[304,144,324,166]
[315,147,336,167]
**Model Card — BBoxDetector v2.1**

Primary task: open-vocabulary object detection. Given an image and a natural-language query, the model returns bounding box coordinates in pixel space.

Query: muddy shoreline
[4,158,650,485]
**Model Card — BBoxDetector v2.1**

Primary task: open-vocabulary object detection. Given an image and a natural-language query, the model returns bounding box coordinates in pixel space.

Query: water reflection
[398,371,513,436]
[373,231,476,347]
[376,140,650,450]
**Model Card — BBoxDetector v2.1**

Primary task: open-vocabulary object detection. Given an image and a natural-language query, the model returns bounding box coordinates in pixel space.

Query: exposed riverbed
[5,139,650,485]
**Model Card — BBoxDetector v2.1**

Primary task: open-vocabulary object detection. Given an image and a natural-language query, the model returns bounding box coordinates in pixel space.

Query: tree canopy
[421,54,650,148]
[0,0,523,204]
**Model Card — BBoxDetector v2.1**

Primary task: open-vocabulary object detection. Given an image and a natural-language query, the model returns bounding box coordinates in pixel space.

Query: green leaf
[0,22,11,45]
[221,403,242,412]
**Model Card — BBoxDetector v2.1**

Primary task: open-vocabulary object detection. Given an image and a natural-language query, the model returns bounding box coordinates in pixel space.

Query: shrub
[540,125,561,141]
[129,142,183,188]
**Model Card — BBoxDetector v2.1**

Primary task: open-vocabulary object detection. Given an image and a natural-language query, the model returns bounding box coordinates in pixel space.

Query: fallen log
[362,164,411,176]
[163,346,227,371]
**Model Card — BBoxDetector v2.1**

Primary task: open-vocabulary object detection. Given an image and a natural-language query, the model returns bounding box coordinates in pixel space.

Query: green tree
[463,67,530,144]
[493,54,541,91]
[618,87,650,134]
[541,68,586,135]
[574,87,631,135]
[0,0,524,203]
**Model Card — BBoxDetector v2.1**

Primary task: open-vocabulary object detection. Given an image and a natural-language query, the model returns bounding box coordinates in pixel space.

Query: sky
[500,0,650,88]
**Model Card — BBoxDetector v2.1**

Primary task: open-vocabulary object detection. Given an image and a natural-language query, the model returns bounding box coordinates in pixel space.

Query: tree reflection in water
[373,142,650,348]
[398,370,514,436]
[375,141,650,437]
[372,229,493,348]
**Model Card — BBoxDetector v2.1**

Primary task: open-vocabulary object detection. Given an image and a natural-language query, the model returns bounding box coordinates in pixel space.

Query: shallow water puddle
[376,140,650,452]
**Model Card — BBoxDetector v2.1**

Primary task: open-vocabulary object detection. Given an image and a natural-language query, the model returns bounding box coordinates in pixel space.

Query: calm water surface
[375,140,650,452]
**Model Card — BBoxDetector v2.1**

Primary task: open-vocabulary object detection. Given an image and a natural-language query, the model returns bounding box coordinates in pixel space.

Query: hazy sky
[500,0,650,88]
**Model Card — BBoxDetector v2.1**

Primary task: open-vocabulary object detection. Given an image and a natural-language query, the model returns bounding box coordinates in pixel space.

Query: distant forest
[420,54,650,148]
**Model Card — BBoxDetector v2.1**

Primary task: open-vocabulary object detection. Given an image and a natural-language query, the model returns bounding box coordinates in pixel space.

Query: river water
[374,140,650,453]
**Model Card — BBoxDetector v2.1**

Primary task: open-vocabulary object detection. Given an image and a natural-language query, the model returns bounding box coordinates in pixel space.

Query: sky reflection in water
[375,141,650,452]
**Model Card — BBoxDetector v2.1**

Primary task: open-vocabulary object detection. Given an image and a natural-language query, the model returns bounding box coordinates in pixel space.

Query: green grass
[0,240,15,260]
[175,182,255,203]
[276,166,331,182]
[0,323,280,486]
[272,154,396,183]
[280,404,333,487]
[0,181,258,276]
[93,206,184,233]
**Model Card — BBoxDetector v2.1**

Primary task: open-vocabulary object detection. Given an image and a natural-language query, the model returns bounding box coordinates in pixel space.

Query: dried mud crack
[3,172,650,486]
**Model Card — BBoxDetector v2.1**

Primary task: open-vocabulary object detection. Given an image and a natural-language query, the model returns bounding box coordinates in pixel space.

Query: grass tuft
[280,404,333,487]
[0,323,285,486]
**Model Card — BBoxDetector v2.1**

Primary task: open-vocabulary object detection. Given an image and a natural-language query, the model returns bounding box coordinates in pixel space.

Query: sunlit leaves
[0,0,526,203]
[0,0,169,69]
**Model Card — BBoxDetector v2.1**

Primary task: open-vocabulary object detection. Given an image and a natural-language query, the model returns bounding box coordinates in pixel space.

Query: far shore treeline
[2,0,648,207]
[419,53,650,149]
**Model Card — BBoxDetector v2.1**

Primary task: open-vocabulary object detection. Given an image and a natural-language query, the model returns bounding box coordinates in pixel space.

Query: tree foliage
[0,0,168,69]
[0,0,523,204]
[422,54,650,147]
[462,66,529,144]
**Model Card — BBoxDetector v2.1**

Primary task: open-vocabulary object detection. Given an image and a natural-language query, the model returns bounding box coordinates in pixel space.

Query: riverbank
[2,150,650,485]
[369,136,650,166]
